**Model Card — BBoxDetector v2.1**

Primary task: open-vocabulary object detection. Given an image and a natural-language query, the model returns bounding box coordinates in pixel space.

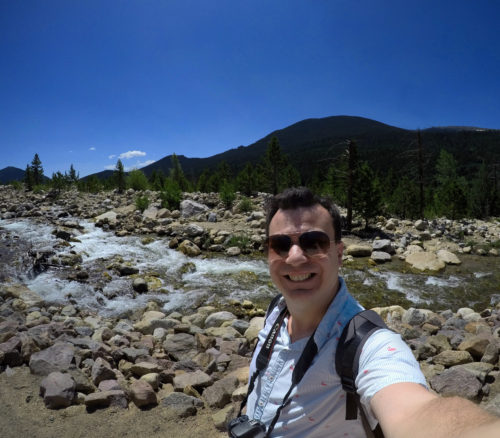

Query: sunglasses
[266,230,336,258]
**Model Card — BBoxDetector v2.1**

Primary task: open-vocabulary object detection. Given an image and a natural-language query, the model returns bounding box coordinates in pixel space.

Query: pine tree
[236,162,257,196]
[433,149,468,219]
[31,153,44,186]
[24,165,34,190]
[67,164,79,184]
[114,159,126,193]
[170,153,191,191]
[262,137,287,195]
[353,162,382,228]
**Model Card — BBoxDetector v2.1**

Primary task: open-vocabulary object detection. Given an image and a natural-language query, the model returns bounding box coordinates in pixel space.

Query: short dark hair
[264,187,342,242]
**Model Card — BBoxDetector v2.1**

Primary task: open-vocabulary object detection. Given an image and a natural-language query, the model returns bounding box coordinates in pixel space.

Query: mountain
[73,115,500,183]
[0,166,25,184]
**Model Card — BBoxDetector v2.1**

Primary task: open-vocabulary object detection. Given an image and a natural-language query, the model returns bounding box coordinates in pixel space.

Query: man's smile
[286,273,315,282]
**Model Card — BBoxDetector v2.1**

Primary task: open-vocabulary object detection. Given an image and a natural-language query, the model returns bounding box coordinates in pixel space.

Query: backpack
[265,294,387,438]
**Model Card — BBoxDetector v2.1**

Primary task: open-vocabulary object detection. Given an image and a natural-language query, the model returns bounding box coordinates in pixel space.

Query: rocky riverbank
[0,185,499,435]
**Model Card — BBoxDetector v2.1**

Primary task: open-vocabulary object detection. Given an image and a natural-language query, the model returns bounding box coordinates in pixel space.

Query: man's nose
[285,243,307,264]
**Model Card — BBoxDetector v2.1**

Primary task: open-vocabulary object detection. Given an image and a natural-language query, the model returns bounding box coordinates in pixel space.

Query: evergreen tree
[126,169,149,191]
[262,137,287,195]
[170,153,191,191]
[433,149,468,219]
[31,153,44,185]
[236,162,256,196]
[51,171,66,194]
[469,161,492,218]
[114,159,126,193]
[160,177,182,209]
[219,180,236,208]
[388,176,419,218]
[67,164,79,184]
[197,168,211,193]
[149,170,165,191]
[353,162,382,228]
[24,165,34,190]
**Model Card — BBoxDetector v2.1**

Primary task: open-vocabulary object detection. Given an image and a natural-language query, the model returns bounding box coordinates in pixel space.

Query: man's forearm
[391,396,500,438]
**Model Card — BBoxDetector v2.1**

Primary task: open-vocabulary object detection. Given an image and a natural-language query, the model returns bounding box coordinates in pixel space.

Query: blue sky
[1,0,499,177]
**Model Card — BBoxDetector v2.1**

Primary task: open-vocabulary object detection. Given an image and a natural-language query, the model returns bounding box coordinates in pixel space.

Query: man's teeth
[288,273,312,281]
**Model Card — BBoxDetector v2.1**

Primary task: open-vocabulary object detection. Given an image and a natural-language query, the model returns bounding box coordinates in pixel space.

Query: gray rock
[372,239,395,254]
[118,265,139,276]
[345,245,372,257]
[91,357,116,385]
[121,347,150,362]
[202,376,239,408]
[130,379,157,408]
[481,342,500,364]
[433,350,474,367]
[184,223,205,237]
[180,200,209,218]
[370,251,392,263]
[402,308,429,326]
[205,311,237,328]
[414,219,427,231]
[0,336,23,367]
[163,333,196,361]
[84,390,128,409]
[430,367,482,401]
[173,370,212,391]
[405,252,445,271]
[29,342,75,376]
[160,392,203,418]
[40,371,76,409]
[458,336,491,360]
[132,278,148,293]
[178,240,201,257]
[226,247,241,256]
[452,362,494,384]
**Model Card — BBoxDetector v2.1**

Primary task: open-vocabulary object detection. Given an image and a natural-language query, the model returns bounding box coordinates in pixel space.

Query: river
[1,218,499,316]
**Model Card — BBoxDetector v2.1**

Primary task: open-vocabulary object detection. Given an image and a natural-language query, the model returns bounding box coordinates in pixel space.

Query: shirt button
[258,401,264,407]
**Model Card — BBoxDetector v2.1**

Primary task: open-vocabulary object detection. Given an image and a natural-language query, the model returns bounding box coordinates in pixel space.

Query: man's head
[265,187,342,242]
[265,187,344,321]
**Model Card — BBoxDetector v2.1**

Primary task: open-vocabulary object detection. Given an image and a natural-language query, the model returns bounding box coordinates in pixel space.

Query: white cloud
[89,147,96,151]
[119,150,146,159]
[108,154,116,159]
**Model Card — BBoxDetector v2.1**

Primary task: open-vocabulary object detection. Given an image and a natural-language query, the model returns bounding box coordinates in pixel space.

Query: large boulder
[430,368,482,401]
[1,284,44,308]
[436,249,462,265]
[40,371,76,409]
[178,240,201,257]
[345,245,372,257]
[29,342,75,376]
[405,252,445,271]
[160,392,204,418]
[180,200,209,218]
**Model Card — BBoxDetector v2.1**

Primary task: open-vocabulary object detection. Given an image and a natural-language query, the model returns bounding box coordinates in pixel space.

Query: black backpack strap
[335,310,388,438]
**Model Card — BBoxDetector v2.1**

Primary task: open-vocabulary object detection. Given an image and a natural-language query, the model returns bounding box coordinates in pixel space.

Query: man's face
[267,204,344,316]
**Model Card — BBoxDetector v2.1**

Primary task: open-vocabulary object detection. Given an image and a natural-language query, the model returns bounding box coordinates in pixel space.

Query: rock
[1,284,44,308]
[345,245,372,257]
[178,240,201,257]
[244,317,265,343]
[205,311,237,328]
[453,362,494,384]
[226,247,241,256]
[94,211,118,227]
[402,308,431,326]
[430,367,482,401]
[132,278,148,293]
[0,336,23,367]
[414,219,427,231]
[142,206,158,220]
[405,252,445,271]
[184,223,205,237]
[173,370,212,391]
[180,200,209,218]
[84,390,128,409]
[203,376,239,408]
[130,362,163,377]
[370,251,392,263]
[98,379,122,391]
[433,350,474,367]
[91,357,116,385]
[212,403,237,431]
[481,342,500,364]
[436,249,462,265]
[163,333,197,361]
[141,373,160,391]
[40,371,76,409]
[458,336,491,360]
[118,265,139,276]
[130,379,157,408]
[160,392,203,418]
[372,239,395,254]
[29,342,75,376]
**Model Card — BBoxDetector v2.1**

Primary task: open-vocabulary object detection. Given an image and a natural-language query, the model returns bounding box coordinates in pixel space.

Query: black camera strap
[239,305,319,437]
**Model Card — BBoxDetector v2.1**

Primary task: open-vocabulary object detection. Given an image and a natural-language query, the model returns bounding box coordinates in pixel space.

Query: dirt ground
[0,366,227,438]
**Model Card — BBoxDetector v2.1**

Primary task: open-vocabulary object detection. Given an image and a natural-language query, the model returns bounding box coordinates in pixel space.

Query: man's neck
[287,313,321,343]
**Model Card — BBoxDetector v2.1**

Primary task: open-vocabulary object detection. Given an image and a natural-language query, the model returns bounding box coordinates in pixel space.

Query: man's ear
[336,241,344,264]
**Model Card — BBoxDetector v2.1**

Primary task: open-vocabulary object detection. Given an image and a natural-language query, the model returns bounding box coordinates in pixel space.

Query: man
[244,187,499,437]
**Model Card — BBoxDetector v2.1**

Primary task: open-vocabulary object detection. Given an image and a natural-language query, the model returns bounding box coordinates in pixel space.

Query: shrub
[9,181,23,190]
[226,234,250,249]
[127,169,149,191]
[135,195,150,212]
[236,196,253,213]
[160,178,182,210]
[220,180,236,209]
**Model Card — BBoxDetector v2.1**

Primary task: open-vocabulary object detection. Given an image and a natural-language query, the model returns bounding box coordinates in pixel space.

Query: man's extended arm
[371,382,500,438]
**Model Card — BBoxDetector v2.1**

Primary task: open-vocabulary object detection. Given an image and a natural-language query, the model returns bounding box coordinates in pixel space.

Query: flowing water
[1,218,499,317]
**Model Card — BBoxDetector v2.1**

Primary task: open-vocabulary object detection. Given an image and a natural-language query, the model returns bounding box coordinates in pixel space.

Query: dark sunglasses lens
[299,231,331,255]
[268,235,292,256]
